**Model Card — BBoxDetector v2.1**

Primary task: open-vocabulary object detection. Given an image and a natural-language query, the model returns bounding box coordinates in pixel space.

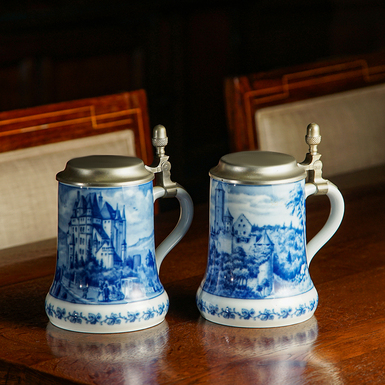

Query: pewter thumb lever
[146,125,178,197]
[299,123,330,195]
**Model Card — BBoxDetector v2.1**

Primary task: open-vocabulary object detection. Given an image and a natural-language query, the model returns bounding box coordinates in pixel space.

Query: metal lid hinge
[145,125,179,197]
[299,123,330,195]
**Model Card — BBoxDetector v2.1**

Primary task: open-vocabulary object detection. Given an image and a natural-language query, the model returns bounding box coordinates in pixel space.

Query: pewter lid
[56,155,154,187]
[210,151,306,185]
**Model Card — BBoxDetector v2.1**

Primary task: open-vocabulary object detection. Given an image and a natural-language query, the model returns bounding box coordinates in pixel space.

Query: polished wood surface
[1,166,385,384]
[225,52,385,153]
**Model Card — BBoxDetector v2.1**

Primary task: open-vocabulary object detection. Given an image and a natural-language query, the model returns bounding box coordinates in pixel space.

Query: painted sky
[210,179,305,229]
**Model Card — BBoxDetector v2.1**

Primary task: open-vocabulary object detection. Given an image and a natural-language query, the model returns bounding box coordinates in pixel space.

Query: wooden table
[1,165,385,384]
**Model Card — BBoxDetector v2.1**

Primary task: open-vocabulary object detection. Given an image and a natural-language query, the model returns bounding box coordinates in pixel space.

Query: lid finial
[305,123,322,155]
[152,125,168,156]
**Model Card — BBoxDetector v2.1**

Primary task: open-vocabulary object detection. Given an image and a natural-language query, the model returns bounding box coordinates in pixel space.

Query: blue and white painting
[202,179,313,299]
[50,181,163,305]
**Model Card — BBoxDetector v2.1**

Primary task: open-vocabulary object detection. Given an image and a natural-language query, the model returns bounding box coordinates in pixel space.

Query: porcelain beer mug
[197,123,344,328]
[46,126,193,333]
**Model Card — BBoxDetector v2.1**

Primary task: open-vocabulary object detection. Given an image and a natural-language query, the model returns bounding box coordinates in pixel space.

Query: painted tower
[214,182,233,234]
[214,182,225,232]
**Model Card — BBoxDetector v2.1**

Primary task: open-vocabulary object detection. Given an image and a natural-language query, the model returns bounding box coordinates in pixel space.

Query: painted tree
[286,183,305,224]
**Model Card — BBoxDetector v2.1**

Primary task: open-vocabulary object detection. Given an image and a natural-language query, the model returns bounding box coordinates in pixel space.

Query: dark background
[1,0,384,206]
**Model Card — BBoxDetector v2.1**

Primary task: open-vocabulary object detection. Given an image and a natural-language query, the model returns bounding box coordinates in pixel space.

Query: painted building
[67,192,127,270]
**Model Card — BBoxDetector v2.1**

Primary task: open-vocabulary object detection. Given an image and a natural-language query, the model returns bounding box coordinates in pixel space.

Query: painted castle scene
[202,180,313,299]
[50,182,163,305]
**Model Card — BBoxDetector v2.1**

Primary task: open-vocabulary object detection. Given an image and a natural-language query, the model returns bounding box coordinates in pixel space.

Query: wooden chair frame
[225,52,385,153]
[0,90,153,165]
[0,90,154,249]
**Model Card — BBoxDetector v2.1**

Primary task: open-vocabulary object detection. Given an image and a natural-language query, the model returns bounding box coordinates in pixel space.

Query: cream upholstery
[256,83,385,176]
[0,130,136,249]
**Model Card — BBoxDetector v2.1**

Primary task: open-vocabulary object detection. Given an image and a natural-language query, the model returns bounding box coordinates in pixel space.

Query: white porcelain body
[196,178,344,328]
[46,181,193,333]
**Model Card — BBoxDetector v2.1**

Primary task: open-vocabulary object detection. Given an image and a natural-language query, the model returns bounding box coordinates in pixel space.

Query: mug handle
[305,182,345,264]
[145,125,194,271]
[299,123,345,265]
[153,185,194,271]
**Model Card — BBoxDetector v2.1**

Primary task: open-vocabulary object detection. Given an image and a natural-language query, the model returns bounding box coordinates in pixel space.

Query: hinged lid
[57,155,154,187]
[210,151,306,185]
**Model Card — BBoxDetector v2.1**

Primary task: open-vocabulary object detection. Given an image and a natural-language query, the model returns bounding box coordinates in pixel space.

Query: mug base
[196,286,318,328]
[45,291,169,333]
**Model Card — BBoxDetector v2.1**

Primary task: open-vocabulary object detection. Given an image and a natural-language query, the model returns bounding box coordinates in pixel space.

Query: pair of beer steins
[45,123,344,333]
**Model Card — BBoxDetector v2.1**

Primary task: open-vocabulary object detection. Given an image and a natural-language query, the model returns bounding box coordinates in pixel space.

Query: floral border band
[197,298,317,322]
[46,301,169,326]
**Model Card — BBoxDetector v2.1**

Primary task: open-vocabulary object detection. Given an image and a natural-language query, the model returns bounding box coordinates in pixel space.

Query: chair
[0,91,153,249]
[225,52,385,177]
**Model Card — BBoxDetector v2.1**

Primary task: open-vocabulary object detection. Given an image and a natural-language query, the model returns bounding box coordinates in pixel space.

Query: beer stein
[197,123,344,328]
[46,125,193,333]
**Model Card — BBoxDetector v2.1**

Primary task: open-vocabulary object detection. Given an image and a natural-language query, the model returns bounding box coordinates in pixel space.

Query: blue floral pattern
[197,298,317,322]
[45,301,169,326]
